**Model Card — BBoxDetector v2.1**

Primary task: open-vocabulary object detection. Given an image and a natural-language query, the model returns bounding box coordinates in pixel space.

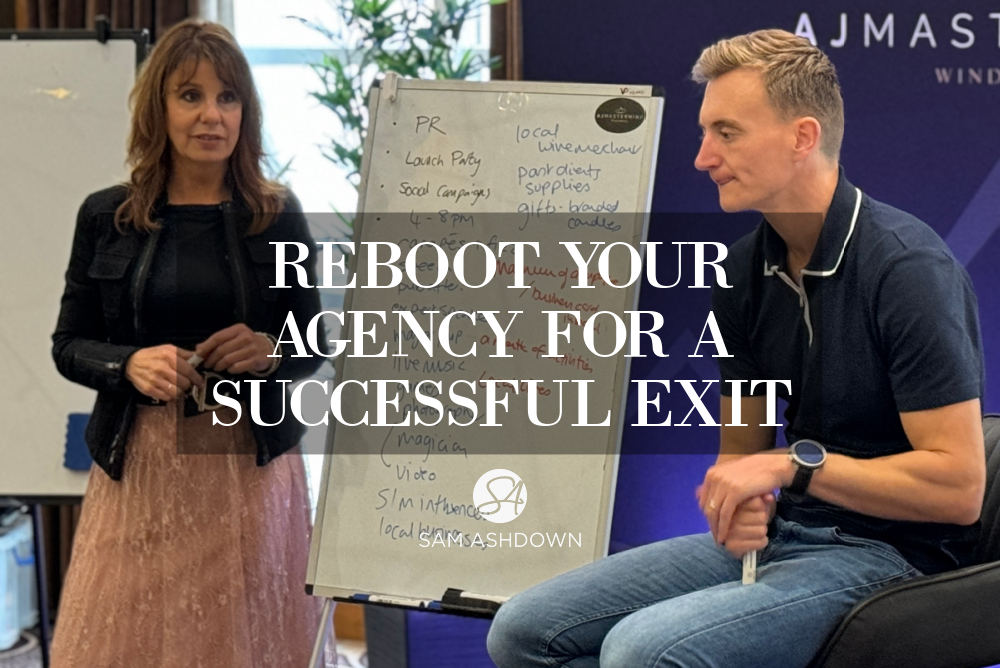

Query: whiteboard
[0,35,141,498]
[307,77,663,604]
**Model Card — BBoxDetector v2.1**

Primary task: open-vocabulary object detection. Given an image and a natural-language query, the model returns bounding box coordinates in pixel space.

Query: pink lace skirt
[51,403,324,667]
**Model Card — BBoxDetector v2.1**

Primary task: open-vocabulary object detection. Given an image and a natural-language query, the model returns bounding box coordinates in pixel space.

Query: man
[486,29,985,668]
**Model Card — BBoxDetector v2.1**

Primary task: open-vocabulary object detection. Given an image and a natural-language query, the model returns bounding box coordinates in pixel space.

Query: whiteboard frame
[307,77,665,607]
[0,28,147,502]
[0,26,148,61]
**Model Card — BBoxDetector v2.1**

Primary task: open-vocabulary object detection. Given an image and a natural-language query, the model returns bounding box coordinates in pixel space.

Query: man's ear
[792,117,822,161]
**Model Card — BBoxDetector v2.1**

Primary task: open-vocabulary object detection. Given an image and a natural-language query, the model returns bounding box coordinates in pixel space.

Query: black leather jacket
[52,185,326,480]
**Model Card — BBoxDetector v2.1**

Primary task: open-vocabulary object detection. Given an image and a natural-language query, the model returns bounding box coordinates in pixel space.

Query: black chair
[811,415,1000,668]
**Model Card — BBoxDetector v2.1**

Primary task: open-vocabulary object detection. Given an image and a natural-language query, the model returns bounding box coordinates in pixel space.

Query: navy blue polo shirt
[713,167,984,575]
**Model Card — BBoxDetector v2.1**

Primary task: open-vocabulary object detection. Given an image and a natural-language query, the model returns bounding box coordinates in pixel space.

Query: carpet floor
[0,632,367,668]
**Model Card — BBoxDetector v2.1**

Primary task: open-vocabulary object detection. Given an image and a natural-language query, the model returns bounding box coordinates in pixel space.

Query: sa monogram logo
[473,469,527,524]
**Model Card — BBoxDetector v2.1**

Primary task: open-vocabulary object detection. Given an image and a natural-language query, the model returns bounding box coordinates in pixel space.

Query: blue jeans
[487,518,921,668]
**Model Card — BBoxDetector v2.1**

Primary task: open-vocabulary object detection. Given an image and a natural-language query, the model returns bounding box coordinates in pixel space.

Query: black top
[52,185,327,480]
[713,167,985,575]
[143,204,236,349]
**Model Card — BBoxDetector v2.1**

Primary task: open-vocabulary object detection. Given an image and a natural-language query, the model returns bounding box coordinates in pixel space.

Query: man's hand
[722,493,775,559]
[196,324,274,375]
[125,345,203,401]
[698,452,794,545]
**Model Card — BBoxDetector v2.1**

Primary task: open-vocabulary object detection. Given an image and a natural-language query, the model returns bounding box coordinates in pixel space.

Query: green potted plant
[300,0,502,227]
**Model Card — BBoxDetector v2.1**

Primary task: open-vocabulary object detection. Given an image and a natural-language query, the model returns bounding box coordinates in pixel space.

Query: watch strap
[788,463,814,497]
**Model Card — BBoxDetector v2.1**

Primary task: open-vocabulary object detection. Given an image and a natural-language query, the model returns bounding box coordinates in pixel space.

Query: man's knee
[487,595,542,668]
[600,610,688,668]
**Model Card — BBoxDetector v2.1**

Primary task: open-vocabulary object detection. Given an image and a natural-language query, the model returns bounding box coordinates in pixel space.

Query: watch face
[794,440,825,466]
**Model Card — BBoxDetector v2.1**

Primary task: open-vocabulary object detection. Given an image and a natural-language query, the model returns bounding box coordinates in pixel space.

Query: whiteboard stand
[304,75,664,666]
[307,599,335,668]
[0,25,147,666]
[31,504,52,668]
[305,586,504,666]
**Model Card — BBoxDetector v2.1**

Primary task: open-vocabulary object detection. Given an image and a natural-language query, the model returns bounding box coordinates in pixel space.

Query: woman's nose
[200,101,222,124]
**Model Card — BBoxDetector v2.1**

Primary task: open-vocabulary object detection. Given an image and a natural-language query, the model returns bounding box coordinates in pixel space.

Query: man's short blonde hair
[692,29,844,159]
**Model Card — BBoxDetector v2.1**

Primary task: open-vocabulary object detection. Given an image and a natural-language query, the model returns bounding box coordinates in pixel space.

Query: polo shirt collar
[762,166,862,278]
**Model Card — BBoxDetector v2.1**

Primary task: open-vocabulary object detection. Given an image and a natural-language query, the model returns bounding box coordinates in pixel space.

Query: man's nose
[694,135,719,172]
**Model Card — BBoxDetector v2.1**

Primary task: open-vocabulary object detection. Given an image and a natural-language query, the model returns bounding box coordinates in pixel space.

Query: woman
[51,20,327,667]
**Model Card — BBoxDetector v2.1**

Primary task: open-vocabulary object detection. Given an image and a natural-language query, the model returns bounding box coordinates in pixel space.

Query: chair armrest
[812,561,1000,668]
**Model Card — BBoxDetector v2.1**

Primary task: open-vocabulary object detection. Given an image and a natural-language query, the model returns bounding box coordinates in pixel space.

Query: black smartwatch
[786,439,827,498]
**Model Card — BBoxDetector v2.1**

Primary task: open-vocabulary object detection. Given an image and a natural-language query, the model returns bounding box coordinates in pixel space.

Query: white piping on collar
[758,187,862,347]
[801,187,862,277]
[762,187,862,279]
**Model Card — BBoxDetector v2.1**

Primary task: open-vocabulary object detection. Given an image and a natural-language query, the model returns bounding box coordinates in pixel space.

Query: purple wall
[406,3,1000,665]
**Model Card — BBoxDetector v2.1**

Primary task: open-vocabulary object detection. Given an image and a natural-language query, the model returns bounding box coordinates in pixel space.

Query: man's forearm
[806,399,985,526]
[807,449,984,525]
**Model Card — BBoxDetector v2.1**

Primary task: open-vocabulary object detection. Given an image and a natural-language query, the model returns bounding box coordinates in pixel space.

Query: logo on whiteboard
[473,469,527,524]
[595,97,646,133]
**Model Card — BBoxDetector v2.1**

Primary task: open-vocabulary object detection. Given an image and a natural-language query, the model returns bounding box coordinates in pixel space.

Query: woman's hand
[125,345,204,401]
[196,324,274,375]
